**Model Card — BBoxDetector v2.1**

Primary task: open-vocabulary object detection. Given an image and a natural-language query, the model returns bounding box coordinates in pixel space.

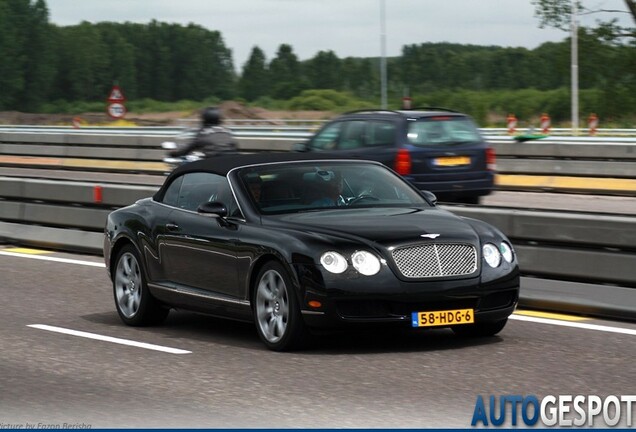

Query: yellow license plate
[411,308,474,327]
[434,156,471,167]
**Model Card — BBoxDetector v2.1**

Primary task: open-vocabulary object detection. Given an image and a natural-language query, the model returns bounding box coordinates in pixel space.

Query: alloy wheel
[255,269,289,343]
[114,252,142,318]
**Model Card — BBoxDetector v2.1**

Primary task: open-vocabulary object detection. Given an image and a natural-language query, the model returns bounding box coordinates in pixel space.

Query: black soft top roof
[169,152,361,177]
[154,152,373,201]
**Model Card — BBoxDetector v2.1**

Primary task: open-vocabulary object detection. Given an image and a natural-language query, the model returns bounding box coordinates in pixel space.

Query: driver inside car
[245,173,263,203]
[303,170,346,207]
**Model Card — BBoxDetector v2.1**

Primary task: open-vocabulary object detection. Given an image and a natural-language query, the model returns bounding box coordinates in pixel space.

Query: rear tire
[113,245,169,326]
[253,261,307,351]
[452,318,507,337]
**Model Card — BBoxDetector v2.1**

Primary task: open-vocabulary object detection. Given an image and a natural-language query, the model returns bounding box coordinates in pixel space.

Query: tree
[55,22,110,101]
[269,44,304,99]
[0,0,27,109]
[532,0,636,40]
[20,0,56,110]
[239,46,269,101]
[96,23,138,99]
[304,50,343,90]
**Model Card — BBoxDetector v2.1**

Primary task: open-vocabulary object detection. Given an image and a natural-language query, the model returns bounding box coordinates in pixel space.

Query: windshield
[407,117,482,146]
[238,162,430,215]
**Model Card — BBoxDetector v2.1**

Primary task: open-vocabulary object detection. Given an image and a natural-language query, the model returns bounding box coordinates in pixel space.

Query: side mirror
[421,190,438,206]
[292,142,309,152]
[162,141,177,150]
[197,201,228,218]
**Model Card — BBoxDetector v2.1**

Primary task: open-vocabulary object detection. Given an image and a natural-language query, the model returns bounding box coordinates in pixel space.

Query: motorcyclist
[169,106,238,158]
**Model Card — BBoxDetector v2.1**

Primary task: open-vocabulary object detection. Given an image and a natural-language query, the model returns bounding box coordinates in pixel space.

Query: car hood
[263,207,480,247]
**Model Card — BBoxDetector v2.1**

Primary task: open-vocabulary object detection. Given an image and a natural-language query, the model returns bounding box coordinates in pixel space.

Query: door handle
[165,223,179,231]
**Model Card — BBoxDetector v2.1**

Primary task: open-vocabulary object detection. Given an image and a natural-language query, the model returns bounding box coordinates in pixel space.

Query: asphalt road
[1,247,635,428]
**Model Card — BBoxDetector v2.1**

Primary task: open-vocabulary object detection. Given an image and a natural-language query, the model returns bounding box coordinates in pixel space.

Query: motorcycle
[161,128,203,174]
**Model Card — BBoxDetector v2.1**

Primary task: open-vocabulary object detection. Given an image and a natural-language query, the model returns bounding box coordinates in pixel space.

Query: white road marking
[0,251,105,267]
[28,324,191,355]
[510,314,636,336]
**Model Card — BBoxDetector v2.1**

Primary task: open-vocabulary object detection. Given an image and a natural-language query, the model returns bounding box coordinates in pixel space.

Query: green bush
[286,89,370,112]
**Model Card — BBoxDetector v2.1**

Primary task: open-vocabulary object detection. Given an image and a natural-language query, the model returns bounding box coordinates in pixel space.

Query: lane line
[513,309,588,322]
[27,324,191,355]
[0,251,105,267]
[510,314,636,336]
[3,247,52,255]
[497,174,636,193]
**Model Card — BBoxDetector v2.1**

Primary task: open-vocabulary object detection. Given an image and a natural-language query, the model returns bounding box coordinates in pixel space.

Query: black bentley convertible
[104,153,519,351]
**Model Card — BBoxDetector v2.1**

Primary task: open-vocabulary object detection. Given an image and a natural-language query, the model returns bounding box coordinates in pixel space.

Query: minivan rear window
[407,117,481,146]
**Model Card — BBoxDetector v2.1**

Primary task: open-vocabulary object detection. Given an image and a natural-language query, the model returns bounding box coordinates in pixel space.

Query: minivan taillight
[395,149,412,175]
[486,147,496,171]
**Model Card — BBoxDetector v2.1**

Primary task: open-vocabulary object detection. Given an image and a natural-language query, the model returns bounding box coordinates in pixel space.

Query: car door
[336,119,398,166]
[144,175,184,285]
[161,172,241,298]
[307,121,343,151]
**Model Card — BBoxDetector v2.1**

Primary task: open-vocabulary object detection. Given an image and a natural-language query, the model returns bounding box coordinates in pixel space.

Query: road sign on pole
[107,85,126,103]
[107,85,126,119]
[107,103,127,119]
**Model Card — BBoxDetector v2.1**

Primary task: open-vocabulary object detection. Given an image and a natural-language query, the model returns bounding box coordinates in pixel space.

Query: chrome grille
[391,243,477,278]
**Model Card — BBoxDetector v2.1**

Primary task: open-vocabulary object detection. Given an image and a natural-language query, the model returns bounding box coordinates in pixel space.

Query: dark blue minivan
[296,108,495,204]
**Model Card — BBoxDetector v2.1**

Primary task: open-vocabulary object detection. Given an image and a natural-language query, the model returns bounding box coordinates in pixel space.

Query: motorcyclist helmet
[201,106,221,126]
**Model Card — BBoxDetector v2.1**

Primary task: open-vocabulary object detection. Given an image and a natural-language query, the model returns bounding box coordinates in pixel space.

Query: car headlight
[482,243,502,268]
[500,242,514,263]
[351,251,381,276]
[320,251,348,274]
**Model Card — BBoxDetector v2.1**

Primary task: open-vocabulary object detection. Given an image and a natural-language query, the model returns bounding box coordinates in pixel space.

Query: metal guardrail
[1,124,636,138]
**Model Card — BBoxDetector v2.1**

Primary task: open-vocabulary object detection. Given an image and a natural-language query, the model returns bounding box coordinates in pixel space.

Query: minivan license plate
[434,156,471,166]
[411,308,474,327]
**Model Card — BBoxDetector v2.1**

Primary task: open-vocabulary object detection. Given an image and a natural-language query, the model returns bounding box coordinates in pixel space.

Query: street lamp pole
[380,0,387,109]
[571,0,579,135]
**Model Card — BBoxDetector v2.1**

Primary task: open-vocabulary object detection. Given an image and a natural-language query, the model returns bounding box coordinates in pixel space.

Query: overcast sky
[46,0,631,69]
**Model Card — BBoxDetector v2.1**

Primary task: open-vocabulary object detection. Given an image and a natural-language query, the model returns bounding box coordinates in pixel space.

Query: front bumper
[295,264,519,329]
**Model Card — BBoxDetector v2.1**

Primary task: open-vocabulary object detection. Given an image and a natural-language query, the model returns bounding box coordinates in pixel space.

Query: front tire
[452,318,507,337]
[253,261,307,351]
[113,245,169,326]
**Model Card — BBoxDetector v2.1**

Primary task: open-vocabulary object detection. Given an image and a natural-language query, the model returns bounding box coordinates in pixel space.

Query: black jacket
[169,126,238,157]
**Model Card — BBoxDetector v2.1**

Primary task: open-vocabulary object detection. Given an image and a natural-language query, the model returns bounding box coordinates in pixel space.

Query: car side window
[161,176,183,207]
[217,179,243,218]
[309,122,342,151]
[176,172,239,214]
[365,121,396,147]
[339,121,365,150]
